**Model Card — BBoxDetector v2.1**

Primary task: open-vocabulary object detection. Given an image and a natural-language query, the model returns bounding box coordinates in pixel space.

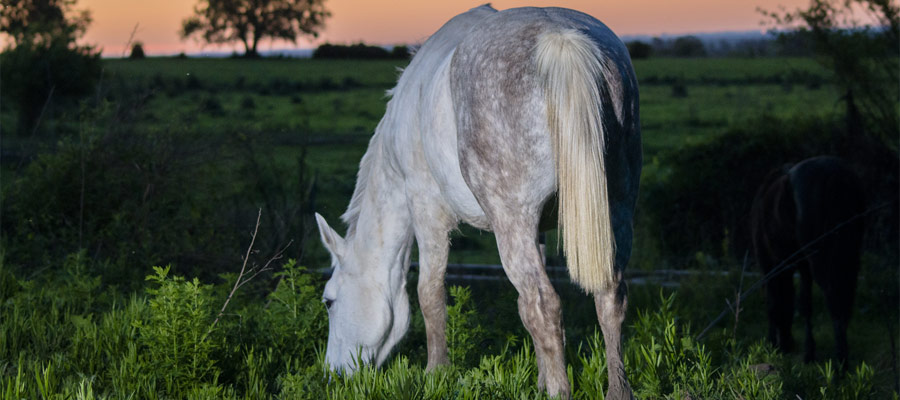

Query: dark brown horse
[750,156,865,366]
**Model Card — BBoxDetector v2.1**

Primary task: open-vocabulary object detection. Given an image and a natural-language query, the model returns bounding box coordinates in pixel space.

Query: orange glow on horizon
[78,0,813,56]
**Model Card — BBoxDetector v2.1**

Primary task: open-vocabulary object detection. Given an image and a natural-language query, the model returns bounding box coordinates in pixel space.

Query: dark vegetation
[0,0,897,397]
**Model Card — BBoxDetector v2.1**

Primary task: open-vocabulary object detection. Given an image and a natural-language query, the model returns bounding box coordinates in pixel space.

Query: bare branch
[208,209,261,335]
[122,23,139,58]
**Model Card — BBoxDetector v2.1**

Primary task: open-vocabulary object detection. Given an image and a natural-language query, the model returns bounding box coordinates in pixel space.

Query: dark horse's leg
[751,171,798,355]
[798,262,816,362]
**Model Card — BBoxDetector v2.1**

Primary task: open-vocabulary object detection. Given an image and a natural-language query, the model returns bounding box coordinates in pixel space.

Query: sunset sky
[78,0,813,56]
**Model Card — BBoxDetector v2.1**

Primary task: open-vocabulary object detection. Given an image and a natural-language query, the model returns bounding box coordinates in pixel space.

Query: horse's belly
[419,64,490,230]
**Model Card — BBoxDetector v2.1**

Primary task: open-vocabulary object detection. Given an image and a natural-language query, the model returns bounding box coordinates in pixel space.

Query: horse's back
[789,156,865,239]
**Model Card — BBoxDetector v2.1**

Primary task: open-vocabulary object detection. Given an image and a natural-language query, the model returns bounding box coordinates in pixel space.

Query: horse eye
[323,298,334,309]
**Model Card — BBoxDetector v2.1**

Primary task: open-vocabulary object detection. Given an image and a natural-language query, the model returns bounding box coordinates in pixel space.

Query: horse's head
[314,213,411,373]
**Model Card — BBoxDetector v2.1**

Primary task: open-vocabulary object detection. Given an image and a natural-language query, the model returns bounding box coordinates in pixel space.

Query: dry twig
[207,209,292,336]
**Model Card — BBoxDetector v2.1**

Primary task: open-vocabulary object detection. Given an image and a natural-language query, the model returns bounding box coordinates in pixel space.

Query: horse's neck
[346,137,414,289]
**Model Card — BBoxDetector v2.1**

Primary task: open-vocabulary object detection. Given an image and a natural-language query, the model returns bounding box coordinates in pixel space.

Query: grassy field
[2,56,896,398]
[89,56,845,265]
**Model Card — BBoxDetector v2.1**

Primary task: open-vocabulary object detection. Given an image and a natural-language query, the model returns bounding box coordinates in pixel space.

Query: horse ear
[315,212,345,258]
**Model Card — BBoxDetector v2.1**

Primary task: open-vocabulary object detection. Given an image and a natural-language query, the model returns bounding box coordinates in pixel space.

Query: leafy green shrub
[1,102,244,282]
[137,266,220,393]
[258,261,328,362]
[447,286,485,368]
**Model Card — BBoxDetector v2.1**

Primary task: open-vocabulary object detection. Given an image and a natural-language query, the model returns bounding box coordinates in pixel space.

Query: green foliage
[138,265,220,392]
[0,255,330,398]
[255,260,329,366]
[447,286,485,368]
[0,256,893,398]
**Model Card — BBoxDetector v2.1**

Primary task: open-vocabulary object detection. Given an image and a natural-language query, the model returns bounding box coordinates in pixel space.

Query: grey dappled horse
[314,5,641,398]
[750,156,865,367]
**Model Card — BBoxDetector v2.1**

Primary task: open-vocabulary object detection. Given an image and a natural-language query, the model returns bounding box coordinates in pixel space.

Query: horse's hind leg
[813,249,859,369]
[491,213,569,397]
[594,275,633,399]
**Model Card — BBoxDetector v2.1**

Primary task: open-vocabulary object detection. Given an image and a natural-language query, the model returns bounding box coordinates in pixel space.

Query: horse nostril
[323,298,334,309]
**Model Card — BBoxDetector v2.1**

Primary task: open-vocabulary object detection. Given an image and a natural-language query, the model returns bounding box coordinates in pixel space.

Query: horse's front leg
[595,272,633,400]
[493,215,569,398]
[413,206,454,370]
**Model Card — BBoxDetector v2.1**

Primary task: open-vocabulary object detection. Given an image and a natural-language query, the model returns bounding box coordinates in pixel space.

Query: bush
[137,266,220,394]
[129,41,145,59]
[642,115,836,262]
[1,102,237,282]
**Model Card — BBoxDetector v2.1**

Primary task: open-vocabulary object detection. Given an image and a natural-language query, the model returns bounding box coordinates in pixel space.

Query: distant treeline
[626,29,896,59]
[313,43,411,59]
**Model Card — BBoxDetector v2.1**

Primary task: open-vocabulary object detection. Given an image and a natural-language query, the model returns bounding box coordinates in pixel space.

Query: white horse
[314,5,641,398]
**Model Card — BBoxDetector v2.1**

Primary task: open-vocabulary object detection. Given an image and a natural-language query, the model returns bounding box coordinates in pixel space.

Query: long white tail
[535,29,615,292]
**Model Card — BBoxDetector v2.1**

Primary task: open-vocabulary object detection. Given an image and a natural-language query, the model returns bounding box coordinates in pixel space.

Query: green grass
[634,57,830,83]
[102,57,406,88]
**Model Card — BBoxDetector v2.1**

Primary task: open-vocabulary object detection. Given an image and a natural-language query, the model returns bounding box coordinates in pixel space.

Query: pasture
[1,55,896,398]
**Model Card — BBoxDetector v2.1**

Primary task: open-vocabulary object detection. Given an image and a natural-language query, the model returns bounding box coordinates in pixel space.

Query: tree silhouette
[761,0,898,146]
[181,0,330,58]
[626,41,652,59]
[0,0,92,45]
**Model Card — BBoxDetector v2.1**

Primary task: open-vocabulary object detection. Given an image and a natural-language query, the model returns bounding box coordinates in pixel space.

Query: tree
[0,0,91,45]
[626,40,652,59]
[181,0,330,58]
[130,41,146,59]
[761,0,899,146]
[672,36,707,57]
[0,0,100,135]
